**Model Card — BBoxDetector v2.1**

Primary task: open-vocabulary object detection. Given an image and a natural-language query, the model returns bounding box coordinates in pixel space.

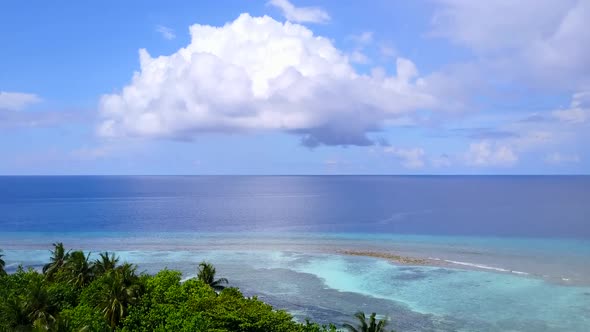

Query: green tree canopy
[197,261,229,291]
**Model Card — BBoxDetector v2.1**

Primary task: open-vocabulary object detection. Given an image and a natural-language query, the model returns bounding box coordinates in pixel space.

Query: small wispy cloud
[379,43,397,58]
[552,91,589,124]
[431,154,453,168]
[349,31,373,45]
[545,152,580,165]
[384,146,426,169]
[156,25,176,40]
[0,91,42,111]
[268,0,330,24]
[347,32,373,65]
[71,145,114,160]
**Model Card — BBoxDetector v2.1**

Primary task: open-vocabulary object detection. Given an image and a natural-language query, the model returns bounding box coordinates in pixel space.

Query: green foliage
[23,275,57,327]
[60,304,110,331]
[122,270,304,332]
[0,246,390,332]
[93,252,120,276]
[47,280,79,312]
[301,320,339,332]
[0,267,56,331]
[99,272,140,328]
[197,261,229,291]
[0,249,6,276]
[43,242,70,280]
[64,251,94,288]
[343,312,393,332]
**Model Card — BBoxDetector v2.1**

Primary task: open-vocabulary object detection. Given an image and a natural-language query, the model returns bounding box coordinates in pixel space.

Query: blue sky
[0,0,588,175]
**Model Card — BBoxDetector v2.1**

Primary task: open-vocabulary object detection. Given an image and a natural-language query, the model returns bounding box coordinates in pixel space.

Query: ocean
[1,176,589,331]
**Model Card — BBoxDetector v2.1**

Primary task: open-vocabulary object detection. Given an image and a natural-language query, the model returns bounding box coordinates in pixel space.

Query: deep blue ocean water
[1,176,590,331]
[2,175,589,236]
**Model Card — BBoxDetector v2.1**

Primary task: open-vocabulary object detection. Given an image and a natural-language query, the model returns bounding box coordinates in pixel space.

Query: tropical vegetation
[0,249,6,276]
[0,244,394,331]
[196,261,229,291]
[343,312,393,332]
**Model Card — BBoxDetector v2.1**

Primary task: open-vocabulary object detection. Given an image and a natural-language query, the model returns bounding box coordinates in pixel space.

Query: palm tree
[94,252,120,276]
[43,242,70,279]
[24,279,56,330]
[0,249,6,276]
[65,250,94,288]
[96,271,140,329]
[116,262,139,286]
[343,312,392,332]
[0,296,29,330]
[196,261,228,291]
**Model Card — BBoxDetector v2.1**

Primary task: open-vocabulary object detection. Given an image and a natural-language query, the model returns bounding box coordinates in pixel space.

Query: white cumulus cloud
[0,91,42,111]
[98,14,439,146]
[268,0,330,24]
[349,31,373,45]
[465,141,518,167]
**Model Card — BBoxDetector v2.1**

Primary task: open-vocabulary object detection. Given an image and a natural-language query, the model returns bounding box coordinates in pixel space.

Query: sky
[0,0,588,175]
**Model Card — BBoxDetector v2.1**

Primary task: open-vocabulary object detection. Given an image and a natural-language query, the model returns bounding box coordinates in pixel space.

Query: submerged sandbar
[339,249,441,266]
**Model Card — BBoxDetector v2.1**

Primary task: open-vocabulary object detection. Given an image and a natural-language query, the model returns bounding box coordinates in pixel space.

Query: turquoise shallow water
[293,254,590,331]
[3,232,590,284]
[3,232,590,332]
